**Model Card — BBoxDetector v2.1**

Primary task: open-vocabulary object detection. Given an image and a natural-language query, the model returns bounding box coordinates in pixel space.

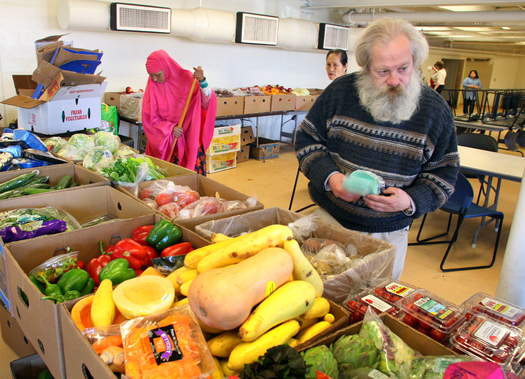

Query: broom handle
[169,67,200,160]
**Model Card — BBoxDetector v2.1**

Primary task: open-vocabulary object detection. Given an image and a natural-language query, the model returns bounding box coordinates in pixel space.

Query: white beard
[357,70,422,125]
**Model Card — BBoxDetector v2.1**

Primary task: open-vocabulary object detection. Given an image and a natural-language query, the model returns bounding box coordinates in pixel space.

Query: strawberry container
[397,289,466,344]
[449,313,524,369]
[461,292,525,329]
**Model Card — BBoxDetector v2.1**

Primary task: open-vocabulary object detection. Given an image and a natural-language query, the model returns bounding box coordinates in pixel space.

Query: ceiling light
[502,27,511,30]
[438,5,495,12]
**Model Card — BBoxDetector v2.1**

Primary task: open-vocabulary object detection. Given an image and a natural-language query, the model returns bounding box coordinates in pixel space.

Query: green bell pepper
[99,258,137,285]
[41,294,65,303]
[40,275,63,298]
[63,290,81,301]
[37,368,54,379]
[57,269,90,294]
[29,275,46,294]
[145,220,182,253]
[80,278,95,296]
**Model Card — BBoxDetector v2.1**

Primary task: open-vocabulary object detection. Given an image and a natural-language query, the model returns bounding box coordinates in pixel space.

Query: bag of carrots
[82,324,125,373]
[120,304,215,379]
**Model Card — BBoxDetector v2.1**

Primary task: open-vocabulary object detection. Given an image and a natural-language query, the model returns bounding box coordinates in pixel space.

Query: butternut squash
[188,247,293,331]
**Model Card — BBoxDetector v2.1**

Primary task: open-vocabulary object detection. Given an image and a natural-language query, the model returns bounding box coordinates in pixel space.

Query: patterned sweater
[295,73,459,233]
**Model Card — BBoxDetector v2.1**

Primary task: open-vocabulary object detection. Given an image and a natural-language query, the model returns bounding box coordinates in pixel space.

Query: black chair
[456,133,499,204]
[288,166,316,212]
[410,173,504,272]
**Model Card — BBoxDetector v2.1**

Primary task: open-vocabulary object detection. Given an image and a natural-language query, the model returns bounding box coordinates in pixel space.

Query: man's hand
[328,173,360,202]
[173,126,183,138]
[193,67,204,81]
[363,187,411,213]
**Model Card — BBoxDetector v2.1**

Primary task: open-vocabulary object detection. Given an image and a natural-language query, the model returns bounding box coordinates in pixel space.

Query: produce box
[0,163,110,202]
[6,214,205,379]
[295,313,457,357]
[240,125,255,146]
[0,185,156,316]
[103,92,121,113]
[236,145,250,163]
[206,151,237,173]
[146,155,195,178]
[244,95,271,114]
[216,96,244,117]
[115,174,264,231]
[295,93,317,111]
[0,299,37,358]
[10,353,50,379]
[193,207,396,305]
[270,94,295,112]
[206,124,241,156]
[249,138,280,160]
[56,219,211,379]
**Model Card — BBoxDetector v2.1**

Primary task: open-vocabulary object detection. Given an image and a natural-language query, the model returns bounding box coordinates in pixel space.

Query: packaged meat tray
[461,292,525,329]
[397,289,466,343]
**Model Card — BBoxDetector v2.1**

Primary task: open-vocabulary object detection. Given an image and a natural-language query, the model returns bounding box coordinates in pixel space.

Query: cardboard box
[103,92,121,113]
[295,94,317,111]
[207,124,241,156]
[236,145,250,163]
[116,174,264,230]
[241,126,255,146]
[244,95,271,114]
[146,155,196,178]
[216,96,244,117]
[10,354,50,379]
[6,215,206,379]
[0,163,110,203]
[207,151,237,174]
[0,300,37,358]
[194,207,396,305]
[249,138,280,160]
[296,314,457,357]
[0,185,156,315]
[271,94,296,112]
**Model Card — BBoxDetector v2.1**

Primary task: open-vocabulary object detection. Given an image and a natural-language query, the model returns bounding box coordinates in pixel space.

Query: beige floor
[0,140,521,372]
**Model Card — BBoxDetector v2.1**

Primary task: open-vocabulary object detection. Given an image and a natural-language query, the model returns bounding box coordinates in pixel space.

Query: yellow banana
[296,320,332,345]
[210,356,224,379]
[180,277,194,297]
[177,269,198,285]
[283,238,324,297]
[220,359,240,377]
[239,281,316,342]
[197,225,293,273]
[211,233,232,243]
[228,320,300,371]
[91,279,116,327]
[166,266,188,295]
[184,238,239,269]
[324,313,335,324]
[301,297,330,320]
[207,330,243,357]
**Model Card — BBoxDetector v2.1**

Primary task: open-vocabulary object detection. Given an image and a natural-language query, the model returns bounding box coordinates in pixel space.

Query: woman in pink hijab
[142,50,217,175]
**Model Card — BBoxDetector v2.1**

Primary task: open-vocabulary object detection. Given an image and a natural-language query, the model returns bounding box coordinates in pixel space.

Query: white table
[458,146,525,245]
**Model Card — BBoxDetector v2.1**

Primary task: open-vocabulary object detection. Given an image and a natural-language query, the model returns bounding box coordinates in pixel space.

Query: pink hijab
[142,50,217,170]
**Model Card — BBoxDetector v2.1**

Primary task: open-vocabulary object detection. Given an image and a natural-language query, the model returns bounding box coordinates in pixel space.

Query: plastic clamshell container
[345,288,399,325]
[373,278,421,306]
[461,292,525,329]
[397,289,466,343]
[449,313,524,367]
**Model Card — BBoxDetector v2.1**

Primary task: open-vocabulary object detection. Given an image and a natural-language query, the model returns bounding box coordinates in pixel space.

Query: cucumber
[69,182,80,187]
[23,188,54,195]
[30,184,51,189]
[0,171,38,194]
[56,175,73,190]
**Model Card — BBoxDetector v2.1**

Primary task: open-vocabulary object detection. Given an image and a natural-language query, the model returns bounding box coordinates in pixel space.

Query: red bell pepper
[131,225,155,245]
[112,238,149,270]
[142,245,159,266]
[160,242,194,257]
[77,260,85,270]
[86,241,114,286]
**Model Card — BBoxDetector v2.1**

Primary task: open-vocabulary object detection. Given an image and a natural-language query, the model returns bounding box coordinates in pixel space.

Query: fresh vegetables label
[148,325,184,365]
[480,297,520,318]
[367,369,389,379]
[384,282,415,298]
[265,281,276,298]
[473,320,509,347]
[415,296,454,321]
[433,358,466,373]
[362,295,393,312]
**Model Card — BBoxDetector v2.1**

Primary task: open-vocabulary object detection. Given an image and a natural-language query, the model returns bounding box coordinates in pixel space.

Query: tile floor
[0,140,521,373]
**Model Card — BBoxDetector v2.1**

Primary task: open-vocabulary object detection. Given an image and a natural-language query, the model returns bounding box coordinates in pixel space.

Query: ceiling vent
[110,3,171,34]
[318,23,350,50]
[235,12,279,46]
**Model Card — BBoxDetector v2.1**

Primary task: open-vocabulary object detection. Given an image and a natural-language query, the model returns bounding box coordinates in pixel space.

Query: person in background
[142,50,217,175]
[431,60,446,94]
[294,18,459,280]
[462,70,482,115]
[326,49,348,81]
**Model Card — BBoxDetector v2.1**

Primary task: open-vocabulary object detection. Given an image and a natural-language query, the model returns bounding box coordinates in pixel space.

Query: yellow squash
[91,279,116,327]
[283,238,324,297]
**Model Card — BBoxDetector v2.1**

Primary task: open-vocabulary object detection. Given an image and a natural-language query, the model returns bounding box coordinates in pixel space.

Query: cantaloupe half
[112,276,176,319]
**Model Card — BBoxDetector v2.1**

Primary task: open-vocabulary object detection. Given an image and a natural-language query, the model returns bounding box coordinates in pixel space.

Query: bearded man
[294,17,459,280]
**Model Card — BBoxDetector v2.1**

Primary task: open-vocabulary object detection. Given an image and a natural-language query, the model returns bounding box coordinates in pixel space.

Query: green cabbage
[114,145,136,159]
[44,137,67,153]
[92,131,120,154]
[83,146,114,170]
[68,133,95,152]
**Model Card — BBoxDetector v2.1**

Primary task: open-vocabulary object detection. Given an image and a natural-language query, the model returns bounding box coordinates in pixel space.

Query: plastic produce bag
[92,131,120,154]
[120,93,143,121]
[343,170,385,196]
[120,304,215,379]
[399,355,477,379]
[83,146,114,170]
[44,136,68,153]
